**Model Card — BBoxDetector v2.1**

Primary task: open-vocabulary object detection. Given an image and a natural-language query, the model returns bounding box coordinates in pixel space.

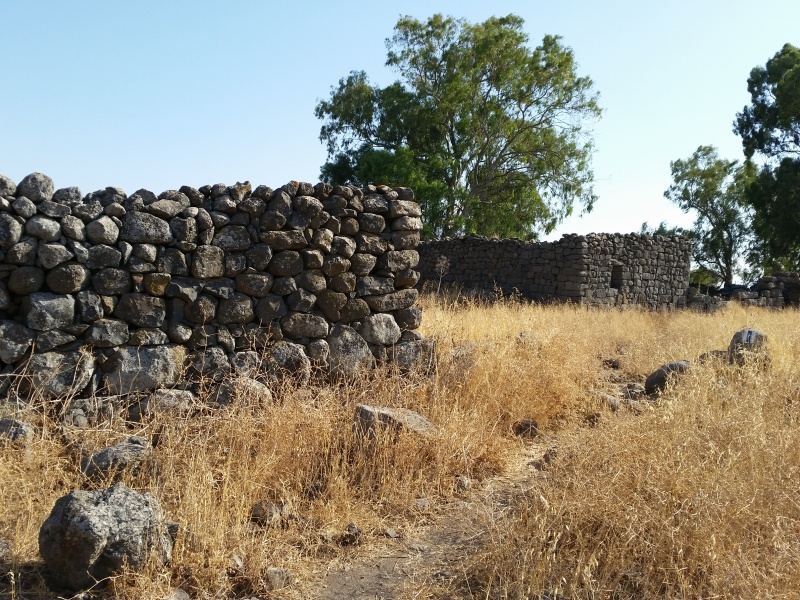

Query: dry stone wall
[0,172,426,398]
[418,233,691,308]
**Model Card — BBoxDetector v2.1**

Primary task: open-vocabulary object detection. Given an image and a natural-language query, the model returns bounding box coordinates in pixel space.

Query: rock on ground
[81,436,152,480]
[644,360,692,396]
[354,404,437,439]
[728,328,768,366]
[38,482,173,591]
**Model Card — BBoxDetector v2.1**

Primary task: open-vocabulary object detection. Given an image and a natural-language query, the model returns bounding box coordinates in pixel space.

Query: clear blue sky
[2,0,798,240]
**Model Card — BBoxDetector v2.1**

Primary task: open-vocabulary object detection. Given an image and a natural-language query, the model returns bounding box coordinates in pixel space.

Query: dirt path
[314,442,550,600]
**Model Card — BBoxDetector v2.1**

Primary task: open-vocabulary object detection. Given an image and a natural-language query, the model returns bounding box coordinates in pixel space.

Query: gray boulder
[36,330,77,352]
[728,328,768,366]
[356,276,394,297]
[114,293,166,328]
[81,436,152,480]
[0,320,35,363]
[394,306,423,331]
[0,173,17,197]
[0,418,34,442]
[388,339,436,374]
[280,313,328,339]
[214,376,273,406]
[189,346,230,382]
[17,172,54,203]
[7,236,37,264]
[9,265,45,294]
[129,389,195,421]
[327,324,375,378]
[92,268,131,295]
[213,225,251,251]
[359,313,401,345]
[25,215,61,241]
[77,290,105,323]
[38,482,173,591]
[28,351,95,399]
[86,216,120,245]
[265,341,311,385]
[191,245,225,279]
[104,346,185,394]
[354,405,437,439]
[87,319,130,347]
[644,360,692,396]
[53,186,83,205]
[46,263,90,294]
[61,215,86,242]
[119,212,172,244]
[22,292,75,331]
[268,250,304,277]
[0,213,23,249]
[260,230,307,250]
[364,289,419,312]
[13,196,37,217]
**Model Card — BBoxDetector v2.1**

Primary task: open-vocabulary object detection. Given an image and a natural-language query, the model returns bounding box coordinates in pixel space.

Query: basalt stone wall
[418,233,691,308]
[0,172,425,397]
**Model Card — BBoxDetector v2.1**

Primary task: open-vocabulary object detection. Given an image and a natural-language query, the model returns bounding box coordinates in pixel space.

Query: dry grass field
[1,292,799,599]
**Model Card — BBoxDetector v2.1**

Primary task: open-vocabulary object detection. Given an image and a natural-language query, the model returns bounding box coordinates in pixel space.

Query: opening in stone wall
[610,264,624,290]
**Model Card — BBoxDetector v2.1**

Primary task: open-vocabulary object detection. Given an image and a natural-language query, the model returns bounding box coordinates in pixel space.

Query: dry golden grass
[0,294,798,599]
[467,302,800,599]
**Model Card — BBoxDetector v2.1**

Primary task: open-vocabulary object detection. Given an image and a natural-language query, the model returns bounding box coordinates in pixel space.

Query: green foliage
[639,220,687,237]
[315,14,601,238]
[735,44,800,269]
[746,157,800,270]
[664,146,754,286]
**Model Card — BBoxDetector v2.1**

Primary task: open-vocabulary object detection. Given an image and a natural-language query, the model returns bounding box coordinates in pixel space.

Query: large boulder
[27,351,96,399]
[104,346,185,394]
[189,346,230,382]
[119,212,172,244]
[363,289,419,312]
[327,324,375,379]
[38,482,173,591]
[0,320,35,363]
[16,172,54,203]
[359,313,401,345]
[22,292,75,331]
[644,360,692,396]
[0,213,23,249]
[728,328,768,366]
[0,173,17,197]
[280,313,328,339]
[265,341,311,385]
[388,339,436,374]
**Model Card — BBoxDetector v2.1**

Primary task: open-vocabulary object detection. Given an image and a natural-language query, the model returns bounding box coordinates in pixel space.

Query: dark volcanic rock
[38,482,173,591]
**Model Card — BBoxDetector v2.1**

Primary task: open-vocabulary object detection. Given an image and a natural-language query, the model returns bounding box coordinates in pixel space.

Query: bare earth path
[313,442,549,600]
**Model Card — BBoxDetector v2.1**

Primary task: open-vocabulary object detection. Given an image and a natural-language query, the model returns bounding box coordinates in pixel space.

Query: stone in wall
[0,173,427,397]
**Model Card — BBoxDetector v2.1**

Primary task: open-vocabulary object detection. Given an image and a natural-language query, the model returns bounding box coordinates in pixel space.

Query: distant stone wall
[0,172,426,399]
[418,233,692,308]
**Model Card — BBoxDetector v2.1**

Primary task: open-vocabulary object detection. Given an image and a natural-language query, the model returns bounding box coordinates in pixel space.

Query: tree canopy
[664,146,754,286]
[315,14,601,239]
[734,43,800,269]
